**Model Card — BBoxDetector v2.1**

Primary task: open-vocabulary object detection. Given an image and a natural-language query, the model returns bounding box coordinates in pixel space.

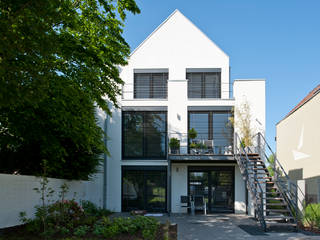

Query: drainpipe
[103,115,108,209]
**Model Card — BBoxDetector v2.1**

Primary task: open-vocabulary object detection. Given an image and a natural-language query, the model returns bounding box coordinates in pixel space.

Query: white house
[102,9,265,214]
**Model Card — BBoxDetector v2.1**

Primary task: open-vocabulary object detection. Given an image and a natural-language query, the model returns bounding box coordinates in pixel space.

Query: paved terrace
[113,213,320,240]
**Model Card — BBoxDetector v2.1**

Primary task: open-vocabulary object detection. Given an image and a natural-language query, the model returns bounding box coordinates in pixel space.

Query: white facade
[103,10,265,214]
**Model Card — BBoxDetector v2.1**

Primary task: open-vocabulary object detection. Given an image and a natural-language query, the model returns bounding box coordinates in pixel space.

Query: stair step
[254,181,275,184]
[265,197,284,200]
[265,215,295,221]
[266,222,297,227]
[266,209,290,213]
[266,202,287,206]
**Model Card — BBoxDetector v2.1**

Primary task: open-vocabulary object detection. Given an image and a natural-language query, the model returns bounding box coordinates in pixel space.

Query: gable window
[187,69,221,98]
[122,111,167,159]
[134,70,168,99]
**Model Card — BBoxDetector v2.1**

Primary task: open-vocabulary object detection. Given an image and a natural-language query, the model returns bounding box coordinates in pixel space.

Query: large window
[134,72,168,99]
[122,167,167,212]
[189,111,233,154]
[187,71,221,98]
[122,111,167,159]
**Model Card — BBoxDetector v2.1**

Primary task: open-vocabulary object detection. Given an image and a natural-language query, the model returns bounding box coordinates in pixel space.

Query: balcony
[168,133,235,162]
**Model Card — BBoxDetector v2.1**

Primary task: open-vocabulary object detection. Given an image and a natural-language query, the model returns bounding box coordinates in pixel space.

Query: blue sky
[122,0,320,150]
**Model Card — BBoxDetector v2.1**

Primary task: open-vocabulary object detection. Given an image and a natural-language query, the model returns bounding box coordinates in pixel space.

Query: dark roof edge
[276,84,320,126]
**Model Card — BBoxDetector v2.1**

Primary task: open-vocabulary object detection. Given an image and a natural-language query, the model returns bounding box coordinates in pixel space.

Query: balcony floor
[168,153,235,163]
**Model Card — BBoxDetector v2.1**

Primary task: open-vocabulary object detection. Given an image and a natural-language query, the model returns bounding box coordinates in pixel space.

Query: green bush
[73,225,90,237]
[81,200,112,217]
[303,203,320,228]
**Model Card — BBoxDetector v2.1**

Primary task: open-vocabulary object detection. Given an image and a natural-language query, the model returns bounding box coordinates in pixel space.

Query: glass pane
[189,113,209,140]
[204,73,221,98]
[145,113,166,158]
[211,170,233,212]
[122,170,144,211]
[145,171,166,212]
[135,73,151,98]
[152,73,167,98]
[189,172,209,207]
[212,112,233,154]
[123,113,143,157]
[187,73,202,98]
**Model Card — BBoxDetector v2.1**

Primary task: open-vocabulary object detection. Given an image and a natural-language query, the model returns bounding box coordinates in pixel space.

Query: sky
[122,0,320,150]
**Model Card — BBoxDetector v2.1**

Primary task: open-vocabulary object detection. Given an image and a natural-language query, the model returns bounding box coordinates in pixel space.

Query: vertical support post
[167,158,171,216]
[257,132,261,157]
[233,132,237,155]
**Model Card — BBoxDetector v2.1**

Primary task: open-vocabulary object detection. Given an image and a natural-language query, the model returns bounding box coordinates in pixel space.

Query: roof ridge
[281,83,320,121]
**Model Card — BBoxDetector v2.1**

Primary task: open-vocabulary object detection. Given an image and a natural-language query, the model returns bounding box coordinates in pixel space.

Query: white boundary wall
[0,173,103,229]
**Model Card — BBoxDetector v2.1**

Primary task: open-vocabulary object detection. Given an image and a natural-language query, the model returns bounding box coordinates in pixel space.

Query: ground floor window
[188,166,234,213]
[122,166,167,212]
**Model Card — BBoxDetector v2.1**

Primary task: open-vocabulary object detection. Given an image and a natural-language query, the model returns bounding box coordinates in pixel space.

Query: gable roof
[278,84,320,124]
[129,9,228,58]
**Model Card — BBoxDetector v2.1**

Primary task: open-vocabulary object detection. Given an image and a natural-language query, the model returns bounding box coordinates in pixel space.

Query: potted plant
[188,128,198,154]
[169,138,180,154]
[188,128,197,140]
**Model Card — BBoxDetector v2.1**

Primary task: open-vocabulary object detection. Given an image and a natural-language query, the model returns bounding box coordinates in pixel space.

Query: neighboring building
[276,84,320,203]
[102,9,265,214]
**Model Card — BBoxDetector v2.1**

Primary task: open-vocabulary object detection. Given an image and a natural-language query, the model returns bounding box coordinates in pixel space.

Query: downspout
[103,115,108,209]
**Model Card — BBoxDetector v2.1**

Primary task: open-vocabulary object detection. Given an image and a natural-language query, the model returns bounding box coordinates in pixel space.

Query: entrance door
[188,167,234,213]
[122,167,167,212]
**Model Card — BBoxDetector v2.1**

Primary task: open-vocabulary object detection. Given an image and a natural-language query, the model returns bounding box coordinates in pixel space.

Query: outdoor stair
[235,150,297,231]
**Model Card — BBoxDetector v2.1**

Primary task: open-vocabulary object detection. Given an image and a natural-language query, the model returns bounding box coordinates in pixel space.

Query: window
[187,71,221,98]
[122,167,167,212]
[188,111,233,154]
[134,72,168,99]
[122,111,167,159]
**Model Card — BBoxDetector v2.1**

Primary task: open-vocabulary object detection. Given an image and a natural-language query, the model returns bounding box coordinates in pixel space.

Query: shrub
[73,225,90,237]
[303,203,320,228]
[81,200,112,217]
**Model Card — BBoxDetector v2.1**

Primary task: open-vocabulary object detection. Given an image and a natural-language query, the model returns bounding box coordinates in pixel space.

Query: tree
[0,0,140,179]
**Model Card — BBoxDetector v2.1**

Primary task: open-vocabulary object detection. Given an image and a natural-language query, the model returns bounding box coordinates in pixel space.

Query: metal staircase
[234,132,301,231]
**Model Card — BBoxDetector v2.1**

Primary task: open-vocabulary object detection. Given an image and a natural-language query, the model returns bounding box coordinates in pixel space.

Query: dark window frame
[187,166,235,213]
[122,111,168,160]
[187,72,221,98]
[121,166,167,212]
[187,110,233,153]
[134,72,168,99]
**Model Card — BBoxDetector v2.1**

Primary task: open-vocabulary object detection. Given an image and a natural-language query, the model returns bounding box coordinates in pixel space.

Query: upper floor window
[134,69,168,99]
[187,69,221,98]
[122,111,167,159]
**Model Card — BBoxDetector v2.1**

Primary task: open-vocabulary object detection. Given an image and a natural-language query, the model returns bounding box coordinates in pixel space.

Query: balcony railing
[168,132,233,156]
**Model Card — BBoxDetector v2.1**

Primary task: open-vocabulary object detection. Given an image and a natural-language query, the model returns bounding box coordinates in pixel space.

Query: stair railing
[254,132,317,229]
[234,132,266,231]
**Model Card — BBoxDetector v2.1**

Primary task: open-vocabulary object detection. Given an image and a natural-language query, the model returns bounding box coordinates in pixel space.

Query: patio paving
[112,212,320,239]
[160,214,320,240]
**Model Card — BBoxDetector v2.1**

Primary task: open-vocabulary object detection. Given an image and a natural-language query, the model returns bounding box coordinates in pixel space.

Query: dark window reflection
[122,169,166,212]
[123,112,167,159]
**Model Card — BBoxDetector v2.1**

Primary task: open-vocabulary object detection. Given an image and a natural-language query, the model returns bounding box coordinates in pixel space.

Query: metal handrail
[234,132,266,231]
[255,132,317,229]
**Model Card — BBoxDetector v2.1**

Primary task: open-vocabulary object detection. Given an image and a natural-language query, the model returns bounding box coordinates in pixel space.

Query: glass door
[188,167,234,213]
[189,172,209,208]
[210,170,234,212]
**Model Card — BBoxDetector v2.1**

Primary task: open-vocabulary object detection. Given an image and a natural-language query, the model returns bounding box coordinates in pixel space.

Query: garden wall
[0,173,103,229]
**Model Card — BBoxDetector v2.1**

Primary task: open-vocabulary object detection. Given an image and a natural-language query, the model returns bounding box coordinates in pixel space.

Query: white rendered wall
[233,80,266,137]
[0,173,103,229]
[121,10,230,100]
[171,164,246,214]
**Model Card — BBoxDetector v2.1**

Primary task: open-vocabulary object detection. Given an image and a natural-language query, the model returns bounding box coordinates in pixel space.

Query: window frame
[187,71,221,99]
[134,72,168,99]
[122,111,168,160]
[187,110,233,153]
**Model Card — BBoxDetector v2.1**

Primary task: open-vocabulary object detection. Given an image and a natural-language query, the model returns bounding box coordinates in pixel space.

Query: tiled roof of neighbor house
[282,84,320,122]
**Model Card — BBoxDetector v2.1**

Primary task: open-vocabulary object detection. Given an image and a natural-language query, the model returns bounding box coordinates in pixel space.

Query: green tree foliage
[0,0,140,179]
